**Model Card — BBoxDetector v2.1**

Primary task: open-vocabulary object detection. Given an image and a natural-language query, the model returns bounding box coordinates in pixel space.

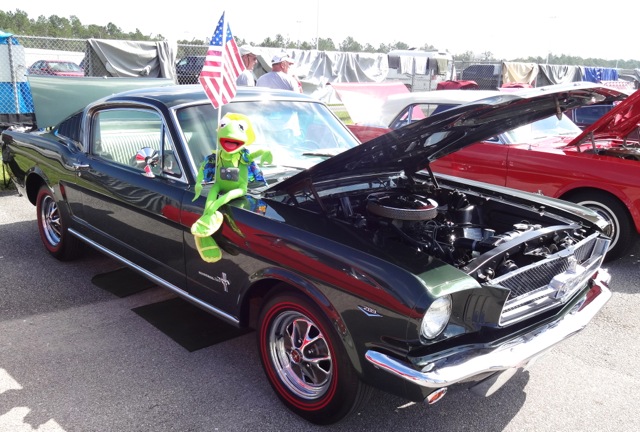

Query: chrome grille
[492,233,609,326]
[497,257,569,298]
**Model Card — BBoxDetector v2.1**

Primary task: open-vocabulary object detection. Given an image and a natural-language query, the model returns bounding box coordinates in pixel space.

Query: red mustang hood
[569,89,640,145]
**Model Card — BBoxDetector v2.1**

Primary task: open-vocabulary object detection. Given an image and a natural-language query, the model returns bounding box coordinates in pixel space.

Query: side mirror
[134,147,159,178]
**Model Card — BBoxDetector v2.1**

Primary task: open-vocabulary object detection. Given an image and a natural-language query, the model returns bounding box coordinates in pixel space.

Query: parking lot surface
[1,190,639,431]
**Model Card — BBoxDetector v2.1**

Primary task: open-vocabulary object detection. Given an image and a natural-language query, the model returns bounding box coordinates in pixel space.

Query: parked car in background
[27,60,84,77]
[344,88,501,141]
[460,64,502,89]
[175,55,205,84]
[1,83,613,424]
[339,83,639,260]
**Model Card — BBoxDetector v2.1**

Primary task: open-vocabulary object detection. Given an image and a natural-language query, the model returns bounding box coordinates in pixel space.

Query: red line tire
[257,290,371,424]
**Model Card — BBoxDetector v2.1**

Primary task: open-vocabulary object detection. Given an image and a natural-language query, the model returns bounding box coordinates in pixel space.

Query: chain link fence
[2,35,507,127]
[0,35,214,130]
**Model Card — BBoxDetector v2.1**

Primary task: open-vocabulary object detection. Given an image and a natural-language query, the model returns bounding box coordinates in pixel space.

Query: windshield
[176,100,360,181]
[502,114,582,143]
[49,62,82,72]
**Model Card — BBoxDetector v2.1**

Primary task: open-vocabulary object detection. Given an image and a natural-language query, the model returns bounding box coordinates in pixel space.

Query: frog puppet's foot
[190,210,224,237]
[194,236,222,263]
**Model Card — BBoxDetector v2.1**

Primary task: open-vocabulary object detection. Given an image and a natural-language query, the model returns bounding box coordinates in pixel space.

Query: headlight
[421,295,452,339]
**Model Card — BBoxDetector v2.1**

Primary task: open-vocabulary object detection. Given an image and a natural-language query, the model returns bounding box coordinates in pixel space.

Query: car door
[180,191,265,317]
[431,139,509,186]
[78,106,188,287]
[501,146,570,197]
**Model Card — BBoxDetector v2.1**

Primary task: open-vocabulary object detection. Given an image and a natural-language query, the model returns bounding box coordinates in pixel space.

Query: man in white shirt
[256,52,302,92]
[237,45,258,86]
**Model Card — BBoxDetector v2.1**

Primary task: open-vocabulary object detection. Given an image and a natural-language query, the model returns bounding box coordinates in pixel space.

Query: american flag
[199,12,245,109]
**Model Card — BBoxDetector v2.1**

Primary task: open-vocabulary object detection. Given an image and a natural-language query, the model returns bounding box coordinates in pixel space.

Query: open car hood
[569,87,640,145]
[331,82,410,126]
[271,83,619,194]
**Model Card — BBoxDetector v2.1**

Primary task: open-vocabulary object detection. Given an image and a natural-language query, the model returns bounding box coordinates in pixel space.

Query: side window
[390,104,432,129]
[91,108,182,178]
[391,107,412,129]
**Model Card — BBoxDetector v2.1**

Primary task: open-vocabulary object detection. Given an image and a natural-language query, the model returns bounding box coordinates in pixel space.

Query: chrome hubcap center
[290,349,302,364]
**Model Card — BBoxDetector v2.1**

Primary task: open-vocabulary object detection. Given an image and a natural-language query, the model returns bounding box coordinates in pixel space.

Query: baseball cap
[239,44,257,56]
[271,53,294,65]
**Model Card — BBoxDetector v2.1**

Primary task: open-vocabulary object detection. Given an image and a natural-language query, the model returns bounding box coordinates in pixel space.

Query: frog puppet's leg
[194,236,222,263]
[191,187,246,262]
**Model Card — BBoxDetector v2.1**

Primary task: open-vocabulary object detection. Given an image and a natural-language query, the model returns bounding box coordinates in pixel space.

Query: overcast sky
[8,1,638,61]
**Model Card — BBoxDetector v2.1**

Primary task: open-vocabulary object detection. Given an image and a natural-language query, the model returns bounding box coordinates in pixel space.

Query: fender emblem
[358,305,381,317]
[198,271,231,292]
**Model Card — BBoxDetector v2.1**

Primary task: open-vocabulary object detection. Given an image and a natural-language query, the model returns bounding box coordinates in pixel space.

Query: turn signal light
[425,387,447,405]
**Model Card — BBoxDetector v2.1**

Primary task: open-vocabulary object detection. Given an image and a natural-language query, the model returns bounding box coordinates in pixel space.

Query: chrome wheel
[267,310,333,401]
[569,190,635,261]
[577,199,620,251]
[35,186,79,261]
[39,193,62,247]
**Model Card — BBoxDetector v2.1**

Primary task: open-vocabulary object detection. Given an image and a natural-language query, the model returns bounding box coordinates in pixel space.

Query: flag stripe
[198,12,245,109]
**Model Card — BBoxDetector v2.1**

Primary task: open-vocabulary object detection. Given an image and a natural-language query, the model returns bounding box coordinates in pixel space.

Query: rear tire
[257,290,371,424]
[567,190,635,261]
[36,185,79,261]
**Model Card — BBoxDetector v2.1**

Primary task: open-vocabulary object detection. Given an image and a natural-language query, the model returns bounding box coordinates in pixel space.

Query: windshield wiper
[302,152,335,157]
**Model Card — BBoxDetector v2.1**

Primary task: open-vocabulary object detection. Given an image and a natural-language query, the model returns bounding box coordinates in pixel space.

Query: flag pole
[216,12,226,130]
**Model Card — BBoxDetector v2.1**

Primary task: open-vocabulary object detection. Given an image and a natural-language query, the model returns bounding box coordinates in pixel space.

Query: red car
[340,83,638,260]
[27,60,84,77]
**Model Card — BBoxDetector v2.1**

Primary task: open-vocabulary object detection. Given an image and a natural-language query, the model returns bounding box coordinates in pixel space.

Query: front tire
[567,190,636,261]
[36,185,79,261]
[257,291,371,424]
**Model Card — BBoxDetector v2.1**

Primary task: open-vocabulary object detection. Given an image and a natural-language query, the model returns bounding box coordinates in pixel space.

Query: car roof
[31,60,78,65]
[378,90,502,126]
[37,60,78,64]
[107,85,315,109]
[29,77,317,129]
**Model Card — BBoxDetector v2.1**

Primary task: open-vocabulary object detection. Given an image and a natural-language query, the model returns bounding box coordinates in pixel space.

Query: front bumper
[365,270,611,390]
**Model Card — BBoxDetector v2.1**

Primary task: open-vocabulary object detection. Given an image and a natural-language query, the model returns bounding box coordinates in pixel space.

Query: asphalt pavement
[1,189,639,432]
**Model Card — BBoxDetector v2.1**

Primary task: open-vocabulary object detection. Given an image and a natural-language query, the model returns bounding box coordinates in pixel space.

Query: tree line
[2,9,639,69]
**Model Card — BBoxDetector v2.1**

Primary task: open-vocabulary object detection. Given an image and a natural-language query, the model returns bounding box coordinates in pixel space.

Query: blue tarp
[1,30,35,125]
[0,82,33,114]
[583,67,619,83]
[0,30,19,44]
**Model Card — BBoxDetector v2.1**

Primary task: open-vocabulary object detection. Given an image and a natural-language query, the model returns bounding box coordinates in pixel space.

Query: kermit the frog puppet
[191,113,272,262]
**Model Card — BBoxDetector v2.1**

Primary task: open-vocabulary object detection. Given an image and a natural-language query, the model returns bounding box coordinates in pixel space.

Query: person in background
[256,52,302,92]
[237,45,258,86]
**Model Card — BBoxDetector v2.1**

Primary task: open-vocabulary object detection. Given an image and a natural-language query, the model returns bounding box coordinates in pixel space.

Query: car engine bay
[295,178,604,286]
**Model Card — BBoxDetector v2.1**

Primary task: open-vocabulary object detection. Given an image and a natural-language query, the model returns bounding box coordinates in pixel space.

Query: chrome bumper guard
[365,270,611,389]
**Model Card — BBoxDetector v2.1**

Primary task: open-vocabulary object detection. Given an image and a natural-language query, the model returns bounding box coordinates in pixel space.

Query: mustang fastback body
[1,83,612,424]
